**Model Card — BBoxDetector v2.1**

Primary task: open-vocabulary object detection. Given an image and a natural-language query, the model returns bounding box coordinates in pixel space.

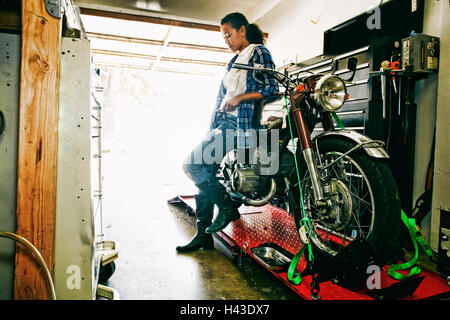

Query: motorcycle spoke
[314,222,351,246]
[348,190,371,208]
[291,144,378,258]
[349,212,365,237]
[308,151,375,249]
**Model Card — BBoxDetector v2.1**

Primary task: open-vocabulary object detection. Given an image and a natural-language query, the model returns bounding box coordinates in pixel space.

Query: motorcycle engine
[230,147,278,196]
[231,168,262,195]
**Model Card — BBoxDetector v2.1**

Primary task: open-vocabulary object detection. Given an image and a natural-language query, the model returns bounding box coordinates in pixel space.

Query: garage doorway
[80,13,297,299]
[81,13,233,194]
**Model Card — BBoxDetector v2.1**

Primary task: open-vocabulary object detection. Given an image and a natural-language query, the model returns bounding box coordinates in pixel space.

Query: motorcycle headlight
[314,75,347,112]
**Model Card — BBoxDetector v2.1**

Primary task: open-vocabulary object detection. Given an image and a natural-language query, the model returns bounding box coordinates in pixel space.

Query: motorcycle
[217,58,401,266]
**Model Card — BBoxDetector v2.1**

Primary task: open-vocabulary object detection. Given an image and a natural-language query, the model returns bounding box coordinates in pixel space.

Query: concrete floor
[99,144,298,300]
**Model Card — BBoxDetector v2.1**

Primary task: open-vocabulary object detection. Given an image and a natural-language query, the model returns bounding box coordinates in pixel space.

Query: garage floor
[98,136,450,300]
[99,144,298,300]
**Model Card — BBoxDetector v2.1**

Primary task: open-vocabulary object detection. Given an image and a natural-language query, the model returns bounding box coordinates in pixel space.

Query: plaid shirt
[213,45,279,148]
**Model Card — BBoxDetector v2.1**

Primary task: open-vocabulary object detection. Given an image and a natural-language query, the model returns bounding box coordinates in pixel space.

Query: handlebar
[231,63,292,86]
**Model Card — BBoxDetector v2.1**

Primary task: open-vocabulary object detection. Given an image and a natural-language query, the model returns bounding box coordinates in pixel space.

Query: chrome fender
[314,130,390,159]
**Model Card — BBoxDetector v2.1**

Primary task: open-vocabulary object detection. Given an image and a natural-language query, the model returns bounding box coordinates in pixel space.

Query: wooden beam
[150,27,172,72]
[168,42,230,53]
[15,0,62,300]
[160,56,226,67]
[79,7,221,32]
[86,32,164,46]
[79,7,269,38]
[92,48,157,60]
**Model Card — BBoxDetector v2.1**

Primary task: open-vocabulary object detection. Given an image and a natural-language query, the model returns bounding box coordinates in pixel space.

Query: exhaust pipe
[230,178,277,207]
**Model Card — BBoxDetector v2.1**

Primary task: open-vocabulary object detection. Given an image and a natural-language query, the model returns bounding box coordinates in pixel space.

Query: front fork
[291,111,324,202]
[289,92,327,204]
[302,148,323,201]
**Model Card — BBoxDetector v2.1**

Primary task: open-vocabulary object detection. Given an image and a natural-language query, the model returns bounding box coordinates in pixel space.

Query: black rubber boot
[196,178,241,234]
[176,194,214,253]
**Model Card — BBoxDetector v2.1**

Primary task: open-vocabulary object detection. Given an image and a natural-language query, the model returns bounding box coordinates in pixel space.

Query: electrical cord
[0,231,56,300]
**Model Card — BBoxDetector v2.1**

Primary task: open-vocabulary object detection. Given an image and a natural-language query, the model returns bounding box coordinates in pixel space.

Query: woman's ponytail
[246,23,265,45]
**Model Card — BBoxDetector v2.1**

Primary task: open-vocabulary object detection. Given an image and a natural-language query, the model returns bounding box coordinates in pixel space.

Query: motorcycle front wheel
[288,136,402,266]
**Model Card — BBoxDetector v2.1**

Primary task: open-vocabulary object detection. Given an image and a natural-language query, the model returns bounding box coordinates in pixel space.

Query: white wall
[256,0,386,66]
[430,0,450,249]
[413,0,444,243]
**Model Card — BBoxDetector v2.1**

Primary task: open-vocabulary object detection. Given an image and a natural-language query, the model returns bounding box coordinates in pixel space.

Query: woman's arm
[222,46,279,112]
[251,46,279,98]
[221,92,264,112]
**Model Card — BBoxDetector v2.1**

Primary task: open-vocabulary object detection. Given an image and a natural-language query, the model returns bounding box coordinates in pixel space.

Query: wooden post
[15,0,61,299]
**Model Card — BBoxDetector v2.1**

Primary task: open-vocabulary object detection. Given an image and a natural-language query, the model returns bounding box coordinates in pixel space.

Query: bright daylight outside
[81,14,236,197]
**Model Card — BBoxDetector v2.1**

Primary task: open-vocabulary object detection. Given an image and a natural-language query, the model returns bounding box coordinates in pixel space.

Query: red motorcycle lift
[168,195,450,300]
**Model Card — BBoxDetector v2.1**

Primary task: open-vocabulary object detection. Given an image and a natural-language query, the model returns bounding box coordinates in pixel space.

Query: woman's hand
[221,96,242,112]
[221,92,264,112]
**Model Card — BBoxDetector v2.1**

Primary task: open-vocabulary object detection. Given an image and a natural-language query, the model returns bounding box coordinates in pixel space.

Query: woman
[176,12,279,253]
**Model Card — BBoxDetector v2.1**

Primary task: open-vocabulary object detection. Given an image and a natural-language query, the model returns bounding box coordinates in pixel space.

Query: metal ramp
[168,195,450,300]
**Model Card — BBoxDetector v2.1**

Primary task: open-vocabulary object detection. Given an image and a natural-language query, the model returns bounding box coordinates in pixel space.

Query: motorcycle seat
[253,95,283,129]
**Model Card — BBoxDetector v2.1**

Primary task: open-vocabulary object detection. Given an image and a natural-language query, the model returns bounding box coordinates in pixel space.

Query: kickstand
[298,257,322,300]
[310,271,321,300]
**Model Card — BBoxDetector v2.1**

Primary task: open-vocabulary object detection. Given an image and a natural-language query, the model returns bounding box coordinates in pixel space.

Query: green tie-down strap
[330,111,434,280]
[287,210,435,284]
[330,112,434,280]
[286,110,433,282]
[301,217,315,263]
[388,210,434,281]
[287,245,307,285]
[283,94,316,286]
[332,112,346,130]
[287,217,314,285]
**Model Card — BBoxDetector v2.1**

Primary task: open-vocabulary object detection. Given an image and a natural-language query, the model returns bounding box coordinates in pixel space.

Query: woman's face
[221,23,247,53]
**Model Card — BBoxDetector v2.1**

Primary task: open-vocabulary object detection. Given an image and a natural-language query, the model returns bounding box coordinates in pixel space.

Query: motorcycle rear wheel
[288,136,401,266]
